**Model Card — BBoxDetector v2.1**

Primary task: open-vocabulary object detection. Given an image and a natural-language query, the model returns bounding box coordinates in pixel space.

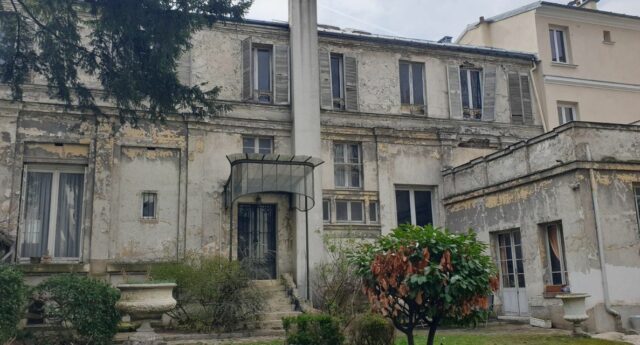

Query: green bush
[348,313,395,345]
[150,253,265,332]
[283,314,344,345]
[0,265,27,344]
[34,274,120,345]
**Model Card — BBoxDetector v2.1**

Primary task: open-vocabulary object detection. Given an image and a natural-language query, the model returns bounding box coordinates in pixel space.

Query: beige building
[457,0,640,130]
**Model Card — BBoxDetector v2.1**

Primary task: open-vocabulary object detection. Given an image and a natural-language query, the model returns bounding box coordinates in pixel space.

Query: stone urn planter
[556,293,591,337]
[116,283,177,345]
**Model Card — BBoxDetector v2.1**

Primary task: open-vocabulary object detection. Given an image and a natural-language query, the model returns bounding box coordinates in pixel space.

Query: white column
[289,0,323,300]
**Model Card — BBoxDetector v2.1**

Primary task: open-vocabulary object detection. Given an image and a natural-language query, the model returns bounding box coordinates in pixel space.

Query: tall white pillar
[289,0,323,300]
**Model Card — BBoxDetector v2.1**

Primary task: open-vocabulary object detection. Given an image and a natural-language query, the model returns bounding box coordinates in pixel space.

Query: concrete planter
[557,293,590,336]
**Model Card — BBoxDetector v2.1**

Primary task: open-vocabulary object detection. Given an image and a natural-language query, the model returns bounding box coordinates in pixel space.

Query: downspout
[586,145,621,326]
[529,59,548,132]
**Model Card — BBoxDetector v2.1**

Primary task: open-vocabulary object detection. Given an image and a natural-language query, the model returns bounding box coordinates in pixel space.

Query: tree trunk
[426,318,440,345]
[406,331,415,345]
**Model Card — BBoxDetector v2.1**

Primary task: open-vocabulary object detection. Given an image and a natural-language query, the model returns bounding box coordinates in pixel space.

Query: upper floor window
[544,223,568,286]
[603,30,613,44]
[330,54,345,110]
[322,199,331,223]
[549,27,568,63]
[557,103,577,125]
[254,45,273,103]
[335,200,364,223]
[395,187,433,226]
[334,143,362,189]
[399,61,426,114]
[634,185,640,232]
[243,136,273,154]
[460,67,483,120]
[242,38,289,105]
[20,165,85,260]
[141,192,158,219]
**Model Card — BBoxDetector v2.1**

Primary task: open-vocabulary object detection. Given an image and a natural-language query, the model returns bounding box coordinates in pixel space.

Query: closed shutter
[274,45,290,104]
[447,65,463,119]
[508,72,523,124]
[344,56,358,112]
[318,49,332,110]
[482,65,497,121]
[520,75,534,125]
[241,37,252,101]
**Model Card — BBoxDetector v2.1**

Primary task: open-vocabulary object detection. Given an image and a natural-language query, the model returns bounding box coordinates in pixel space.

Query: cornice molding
[544,75,640,93]
[536,6,640,31]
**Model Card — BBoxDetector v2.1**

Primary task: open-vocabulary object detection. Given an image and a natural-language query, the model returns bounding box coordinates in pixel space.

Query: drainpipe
[529,60,548,132]
[586,145,621,327]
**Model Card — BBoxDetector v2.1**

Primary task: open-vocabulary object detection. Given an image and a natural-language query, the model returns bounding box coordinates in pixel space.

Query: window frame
[544,222,568,286]
[333,142,363,189]
[335,200,365,224]
[634,185,640,234]
[18,164,87,262]
[252,44,274,104]
[242,136,274,154]
[460,67,483,120]
[549,27,569,63]
[399,60,426,110]
[557,103,577,125]
[368,201,379,223]
[330,53,346,111]
[394,186,436,226]
[322,199,331,223]
[141,191,158,220]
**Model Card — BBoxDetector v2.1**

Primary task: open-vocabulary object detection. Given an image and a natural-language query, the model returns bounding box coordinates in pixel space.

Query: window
[603,30,613,43]
[335,200,364,223]
[460,68,483,120]
[395,188,433,226]
[369,201,379,223]
[323,199,331,223]
[399,61,425,112]
[557,104,577,125]
[634,185,640,231]
[330,54,345,110]
[253,46,273,103]
[334,143,362,189]
[20,165,85,260]
[243,137,273,154]
[545,223,568,286]
[549,28,568,63]
[141,192,157,219]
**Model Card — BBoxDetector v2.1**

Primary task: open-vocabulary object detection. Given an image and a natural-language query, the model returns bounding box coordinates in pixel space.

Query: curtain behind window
[55,173,84,257]
[22,172,52,257]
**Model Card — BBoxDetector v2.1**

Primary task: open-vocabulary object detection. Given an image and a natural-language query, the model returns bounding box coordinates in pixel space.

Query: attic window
[603,30,613,44]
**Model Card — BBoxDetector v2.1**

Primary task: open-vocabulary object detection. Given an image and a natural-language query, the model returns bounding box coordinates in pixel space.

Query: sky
[246,0,640,41]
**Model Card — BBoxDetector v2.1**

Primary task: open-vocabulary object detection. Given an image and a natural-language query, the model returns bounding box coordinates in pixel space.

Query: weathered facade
[444,122,640,332]
[0,3,543,293]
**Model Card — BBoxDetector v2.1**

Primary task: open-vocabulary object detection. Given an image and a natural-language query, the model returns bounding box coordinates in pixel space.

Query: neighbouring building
[457,0,640,130]
[444,122,640,332]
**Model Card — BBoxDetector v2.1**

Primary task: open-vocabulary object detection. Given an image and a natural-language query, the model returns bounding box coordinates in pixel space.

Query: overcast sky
[247,0,640,41]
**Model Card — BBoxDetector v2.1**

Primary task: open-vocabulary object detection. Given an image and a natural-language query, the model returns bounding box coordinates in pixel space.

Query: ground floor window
[395,187,433,226]
[20,165,85,260]
[544,222,568,286]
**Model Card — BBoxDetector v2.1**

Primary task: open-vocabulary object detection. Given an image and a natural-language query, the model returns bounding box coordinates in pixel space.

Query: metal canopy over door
[238,204,277,280]
[497,230,529,316]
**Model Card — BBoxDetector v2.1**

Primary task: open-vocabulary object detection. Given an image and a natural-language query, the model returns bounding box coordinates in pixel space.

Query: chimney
[568,0,599,10]
[438,36,453,44]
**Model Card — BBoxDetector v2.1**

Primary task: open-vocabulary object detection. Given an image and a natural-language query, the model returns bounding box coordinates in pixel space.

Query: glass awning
[223,153,324,211]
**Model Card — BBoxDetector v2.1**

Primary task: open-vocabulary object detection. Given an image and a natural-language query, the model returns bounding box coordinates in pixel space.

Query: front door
[497,230,529,316]
[238,204,277,279]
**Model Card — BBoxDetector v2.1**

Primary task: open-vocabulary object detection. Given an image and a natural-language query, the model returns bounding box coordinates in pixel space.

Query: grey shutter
[482,65,497,121]
[344,56,359,112]
[274,45,290,104]
[241,37,252,101]
[177,50,191,86]
[447,65,463,119]
[508,72,523,124]
[319,49,332,110]
[520,75,534,125]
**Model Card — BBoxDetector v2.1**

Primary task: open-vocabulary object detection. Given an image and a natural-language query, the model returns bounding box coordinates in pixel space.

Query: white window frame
[252,45,273,103]
[460,67,483,119]
[368,201,379,223]
[394,187,436,226]
[330,53,345,110]
[335,200,365,224]
[141,191,158,220]
[544,223,568,286]
[18,164,87,263]
[322,199,331,223]
[549,27,568,63]
[333,142,363,189]
[242,136,274,154]
[557,103,577,125]
[399,61,426,106]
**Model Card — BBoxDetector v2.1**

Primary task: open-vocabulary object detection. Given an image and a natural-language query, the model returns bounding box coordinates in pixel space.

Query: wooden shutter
[482,65,497,121]
[447,65,463,119]
[508,72,523,124]
[318,49,332,110]
[520,75,534,125]
[344,56,358,112]
[241,37,252,101]
[274,45,290,104]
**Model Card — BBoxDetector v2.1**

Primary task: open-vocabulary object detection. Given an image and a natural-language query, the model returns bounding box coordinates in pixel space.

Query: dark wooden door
[238,204,277,279]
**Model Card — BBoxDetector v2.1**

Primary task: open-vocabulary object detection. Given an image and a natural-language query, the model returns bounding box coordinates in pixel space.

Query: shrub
[150,253,265,332]
[283,314,344,345]
[348,313,395,345]
[33,274,120,345]
[0,265,27,344]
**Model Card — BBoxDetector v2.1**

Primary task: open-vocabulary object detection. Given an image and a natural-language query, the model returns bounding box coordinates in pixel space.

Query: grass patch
[396,333,626,345]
